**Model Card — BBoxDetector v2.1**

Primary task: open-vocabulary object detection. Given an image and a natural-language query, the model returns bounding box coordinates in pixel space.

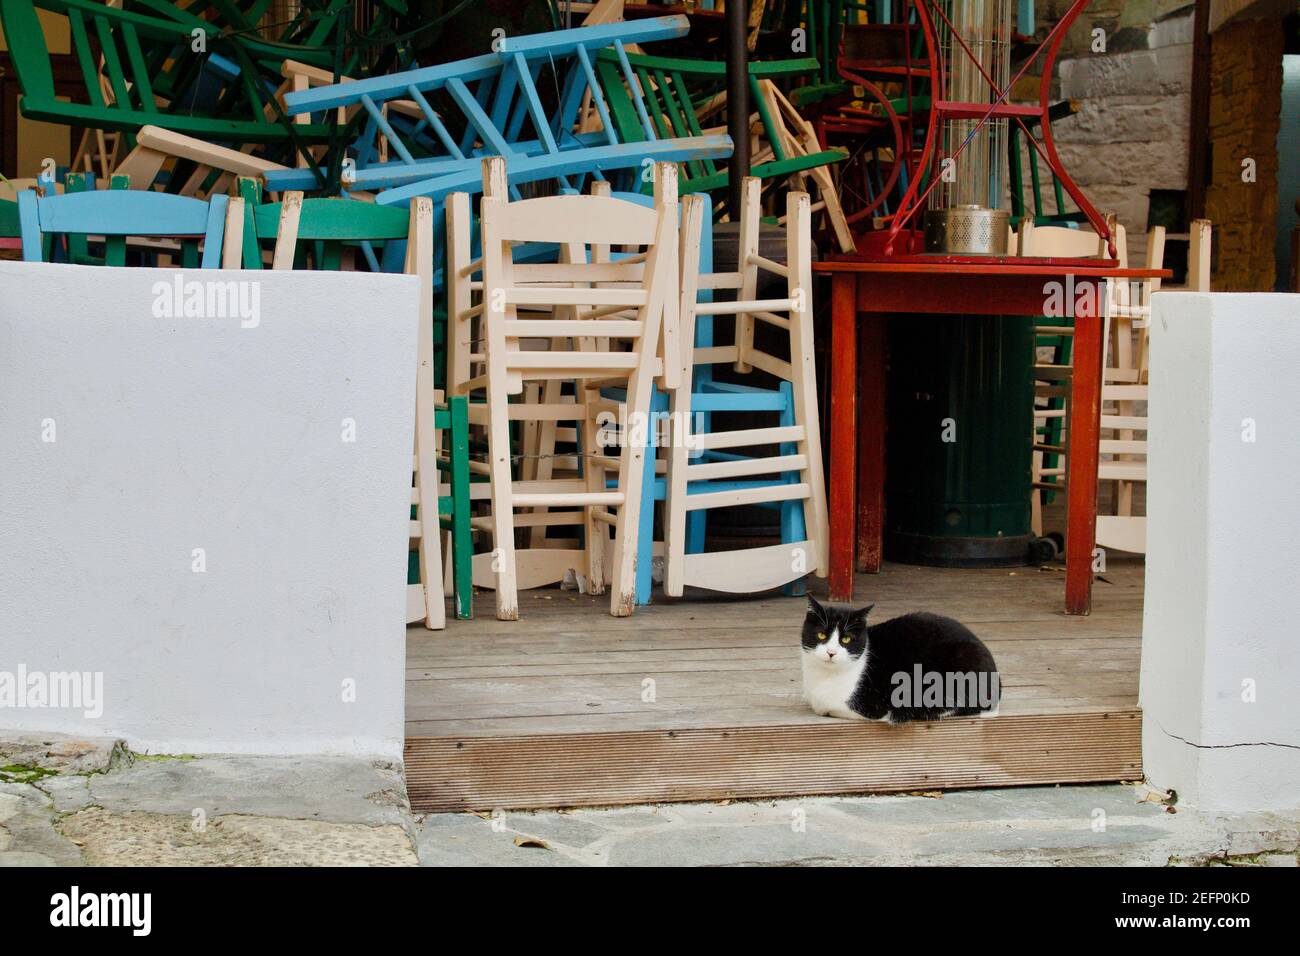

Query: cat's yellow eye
[817,632,827,641]
[840,635,851,646]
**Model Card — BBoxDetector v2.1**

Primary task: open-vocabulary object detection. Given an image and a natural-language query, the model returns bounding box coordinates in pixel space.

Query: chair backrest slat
[120,22,158,113]
[35,190,215,236]
[93,13,133,112]
[486,194,660,248]
[66,7,106,108]
[250,197,411,242]
[0,0,56,98]
[18,188,227,266]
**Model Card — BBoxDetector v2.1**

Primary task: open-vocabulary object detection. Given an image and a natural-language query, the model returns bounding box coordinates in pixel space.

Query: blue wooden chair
[18,180,227,267]
[261,15,731,217]
[268,16,701,192]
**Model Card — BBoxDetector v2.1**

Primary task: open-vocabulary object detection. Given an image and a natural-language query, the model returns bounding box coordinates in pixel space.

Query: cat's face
[801,596,872,666]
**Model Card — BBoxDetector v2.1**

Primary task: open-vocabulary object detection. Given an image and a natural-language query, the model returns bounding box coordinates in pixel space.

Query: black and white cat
[801,596,1000,722]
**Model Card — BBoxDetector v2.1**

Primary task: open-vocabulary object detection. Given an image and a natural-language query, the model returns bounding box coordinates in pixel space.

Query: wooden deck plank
[406,711,1142,812]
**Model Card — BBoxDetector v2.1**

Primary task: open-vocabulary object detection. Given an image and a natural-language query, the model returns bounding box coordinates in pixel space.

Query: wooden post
[726,0,750,216]
[1065,279,1103,615]
[828,273,857,601]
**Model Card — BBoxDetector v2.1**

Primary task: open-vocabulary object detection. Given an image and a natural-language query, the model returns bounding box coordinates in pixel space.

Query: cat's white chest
[802,653,868,720]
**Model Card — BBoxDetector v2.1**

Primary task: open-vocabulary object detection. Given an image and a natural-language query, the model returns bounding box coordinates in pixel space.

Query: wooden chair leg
[608,364,653,616]
[448,395,475,619]
[1030,445,1045,538]
[410,198,446,630]
[581,383,608,595]
[485,360,520,621]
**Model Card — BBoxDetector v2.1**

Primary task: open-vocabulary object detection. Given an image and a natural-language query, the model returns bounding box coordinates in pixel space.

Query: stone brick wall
[1204,17,1284,290]
[1008,7,1195,267]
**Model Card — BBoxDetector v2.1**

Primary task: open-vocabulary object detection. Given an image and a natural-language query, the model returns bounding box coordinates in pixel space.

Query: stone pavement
[1,733,417,866]
[414,786,1300,867]
[3,732,1297,867]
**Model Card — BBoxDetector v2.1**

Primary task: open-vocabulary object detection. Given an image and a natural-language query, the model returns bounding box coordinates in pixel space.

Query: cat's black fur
[802,596,1000,722]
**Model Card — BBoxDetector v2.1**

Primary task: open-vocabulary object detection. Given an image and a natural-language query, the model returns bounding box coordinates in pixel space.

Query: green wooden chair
[128,0,419,77]
[230,182,474,623]
[0,198,23,259]
[593,47,847,203]
[0,0,341,149]
[1008,100,1090,229]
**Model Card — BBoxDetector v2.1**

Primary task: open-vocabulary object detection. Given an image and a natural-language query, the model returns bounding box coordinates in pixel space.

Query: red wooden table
[813,257,1171,615]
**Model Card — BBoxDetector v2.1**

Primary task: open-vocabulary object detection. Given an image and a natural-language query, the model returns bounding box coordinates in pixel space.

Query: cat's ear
[849,603,875,626]
[806,594,827,621]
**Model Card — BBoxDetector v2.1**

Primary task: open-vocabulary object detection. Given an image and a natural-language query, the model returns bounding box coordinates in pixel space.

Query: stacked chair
[589,46,853,249]
[446,160,828,620]
[1022,218,1213,554]
[3,2,840,625]
[446,158,681,620]
[661,177,829,597]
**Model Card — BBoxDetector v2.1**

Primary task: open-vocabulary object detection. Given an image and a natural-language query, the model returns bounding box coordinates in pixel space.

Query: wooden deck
[406,559,1144,812]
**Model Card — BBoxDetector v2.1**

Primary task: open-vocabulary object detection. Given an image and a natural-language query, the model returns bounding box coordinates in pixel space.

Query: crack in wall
[1158,721,1300,751]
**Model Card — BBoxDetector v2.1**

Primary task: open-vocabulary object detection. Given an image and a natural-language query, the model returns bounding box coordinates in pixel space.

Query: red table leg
[828,273,857,602]
[1065,286,1103,615]
[856,313,887,573]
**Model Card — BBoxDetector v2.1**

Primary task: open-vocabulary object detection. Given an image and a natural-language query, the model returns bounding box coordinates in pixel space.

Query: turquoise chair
[265,15,728,199]
[18,181,227,267]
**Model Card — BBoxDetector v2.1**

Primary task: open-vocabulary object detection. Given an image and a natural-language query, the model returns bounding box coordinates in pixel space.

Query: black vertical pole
[726,0,750,215]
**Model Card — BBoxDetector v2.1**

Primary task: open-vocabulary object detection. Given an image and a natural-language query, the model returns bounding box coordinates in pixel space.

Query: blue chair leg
[778,382,808,596]
[634,390,667,605]
[685,404,708,554]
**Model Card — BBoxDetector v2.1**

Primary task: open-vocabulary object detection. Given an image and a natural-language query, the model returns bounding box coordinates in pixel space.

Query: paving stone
[35,774,94,814]
[416,812,582,867]
[484,811,621,849]
[0,782,84,866]
[0,792,24,825]
[826,785,1164,828]
[913,823,1168,856]
[606,820,892,867]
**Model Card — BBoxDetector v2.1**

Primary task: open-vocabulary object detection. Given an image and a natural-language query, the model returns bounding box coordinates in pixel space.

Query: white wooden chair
[1019,218,1122,537]
[450,157,680,619]
[753,79,855,254]
[115,126,293,200]
[659,179,829,595]
[1094,219,1211,554]
[0,178,62,200]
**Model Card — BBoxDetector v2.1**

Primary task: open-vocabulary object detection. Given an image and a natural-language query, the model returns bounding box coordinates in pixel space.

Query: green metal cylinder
[884,314,1034,567]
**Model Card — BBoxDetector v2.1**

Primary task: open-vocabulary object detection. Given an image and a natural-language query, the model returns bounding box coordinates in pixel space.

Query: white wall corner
[1141,293,1300,812]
